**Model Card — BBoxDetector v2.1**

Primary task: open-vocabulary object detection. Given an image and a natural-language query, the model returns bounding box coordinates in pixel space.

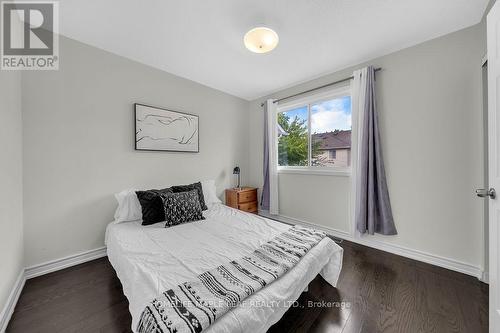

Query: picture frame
[134,103,199,152]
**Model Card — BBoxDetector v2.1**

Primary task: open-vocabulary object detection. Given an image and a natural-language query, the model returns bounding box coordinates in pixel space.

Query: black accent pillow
[162,190,205,227]
[170,182,208,211]
[136,188,173,225]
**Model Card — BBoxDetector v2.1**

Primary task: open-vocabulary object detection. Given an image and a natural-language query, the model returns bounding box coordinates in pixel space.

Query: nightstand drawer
[238,201,258,213]
[238,190,257,204]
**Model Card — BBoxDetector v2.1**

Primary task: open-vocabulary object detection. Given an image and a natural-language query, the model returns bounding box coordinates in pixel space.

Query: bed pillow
[114,189,142,223]
[201,180,221,207]
[170,182,208,211]
[162,190,205,227]
[136,188,173,225]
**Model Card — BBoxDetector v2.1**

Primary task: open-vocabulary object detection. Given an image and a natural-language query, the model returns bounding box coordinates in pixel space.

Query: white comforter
[105,204,343,333]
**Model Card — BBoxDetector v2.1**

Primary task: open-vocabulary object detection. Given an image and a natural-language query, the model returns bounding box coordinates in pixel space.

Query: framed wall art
[135,103,199,152]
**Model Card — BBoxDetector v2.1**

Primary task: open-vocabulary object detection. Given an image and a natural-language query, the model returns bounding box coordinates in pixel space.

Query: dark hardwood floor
[7,240,488,333]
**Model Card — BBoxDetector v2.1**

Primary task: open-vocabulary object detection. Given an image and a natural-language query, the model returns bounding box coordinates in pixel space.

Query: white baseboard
[482,271,489,283]
[1,246,108,332]
[0,270,25,333]
[260,211,486,281]
[24,247,107,279]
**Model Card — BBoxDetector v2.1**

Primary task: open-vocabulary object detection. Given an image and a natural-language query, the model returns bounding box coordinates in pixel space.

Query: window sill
[277,168,351,177]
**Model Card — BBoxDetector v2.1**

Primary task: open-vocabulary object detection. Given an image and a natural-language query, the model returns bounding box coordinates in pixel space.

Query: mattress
[105,203,343,333]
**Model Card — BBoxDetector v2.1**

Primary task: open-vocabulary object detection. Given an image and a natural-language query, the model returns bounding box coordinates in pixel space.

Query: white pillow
[201,180,221,207]
[114,189,142,223]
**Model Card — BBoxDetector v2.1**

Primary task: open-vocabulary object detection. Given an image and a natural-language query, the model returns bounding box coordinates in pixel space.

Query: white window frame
[276,85,352,176]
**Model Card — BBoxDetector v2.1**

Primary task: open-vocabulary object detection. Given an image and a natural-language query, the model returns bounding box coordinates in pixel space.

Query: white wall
[249,23,486,271]
[0,71,24,312]
[278,174,351,234]
[22,36,249,267]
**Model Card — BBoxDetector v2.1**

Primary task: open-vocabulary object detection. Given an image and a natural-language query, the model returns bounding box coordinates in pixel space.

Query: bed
[105,203,343,333]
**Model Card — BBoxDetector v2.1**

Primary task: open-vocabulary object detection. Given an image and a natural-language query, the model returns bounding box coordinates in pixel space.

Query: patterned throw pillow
[162,190,205,227]
[136,188,173,225]
[170,182,208,211]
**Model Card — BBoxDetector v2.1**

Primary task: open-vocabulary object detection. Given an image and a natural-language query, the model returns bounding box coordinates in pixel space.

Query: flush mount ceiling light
[244,27,279,53]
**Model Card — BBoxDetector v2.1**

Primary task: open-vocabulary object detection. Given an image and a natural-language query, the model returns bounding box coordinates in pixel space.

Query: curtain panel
[261,99,279,215]
[352,66,397,235]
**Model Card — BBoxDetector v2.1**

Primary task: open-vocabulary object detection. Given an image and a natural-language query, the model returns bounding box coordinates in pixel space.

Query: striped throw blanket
[136,226,326,333]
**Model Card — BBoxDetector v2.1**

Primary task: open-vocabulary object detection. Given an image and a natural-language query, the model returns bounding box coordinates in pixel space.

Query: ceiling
[58,0,488,101]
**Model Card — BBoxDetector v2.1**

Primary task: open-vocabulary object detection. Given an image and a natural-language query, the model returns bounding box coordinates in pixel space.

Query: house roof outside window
[312,130,351,150]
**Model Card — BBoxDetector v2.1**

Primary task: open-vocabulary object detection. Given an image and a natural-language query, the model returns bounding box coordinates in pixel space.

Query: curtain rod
[260,67,382,107]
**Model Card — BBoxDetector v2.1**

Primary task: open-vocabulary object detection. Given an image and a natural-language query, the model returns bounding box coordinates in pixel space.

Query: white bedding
[105,203,343,333]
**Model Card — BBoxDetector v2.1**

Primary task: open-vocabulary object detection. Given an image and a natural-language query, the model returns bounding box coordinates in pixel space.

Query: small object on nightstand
[225,187,258,214]
[233,166,241,188]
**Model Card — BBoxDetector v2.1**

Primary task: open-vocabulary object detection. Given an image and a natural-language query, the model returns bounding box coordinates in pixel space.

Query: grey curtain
[356,66,397,235]
[261,104,270,210]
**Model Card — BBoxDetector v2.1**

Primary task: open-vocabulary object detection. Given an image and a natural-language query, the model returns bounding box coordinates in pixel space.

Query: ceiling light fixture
[244,27,279,54]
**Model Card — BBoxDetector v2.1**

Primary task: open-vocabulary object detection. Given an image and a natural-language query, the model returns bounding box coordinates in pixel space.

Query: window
[277,89,352,172]
[329,150,337,159]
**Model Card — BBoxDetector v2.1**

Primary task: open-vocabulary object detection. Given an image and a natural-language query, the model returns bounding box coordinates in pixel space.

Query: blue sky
[283,96,352,134]
[284,106,308,122]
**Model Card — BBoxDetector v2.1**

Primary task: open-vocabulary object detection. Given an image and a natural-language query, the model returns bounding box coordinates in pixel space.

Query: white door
[488,3,500,331]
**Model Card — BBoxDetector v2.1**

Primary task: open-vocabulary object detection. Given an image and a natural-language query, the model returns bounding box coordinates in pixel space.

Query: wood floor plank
[7,241,488,333]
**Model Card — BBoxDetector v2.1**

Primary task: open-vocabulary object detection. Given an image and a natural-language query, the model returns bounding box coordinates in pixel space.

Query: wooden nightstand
[225,187,258,214]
